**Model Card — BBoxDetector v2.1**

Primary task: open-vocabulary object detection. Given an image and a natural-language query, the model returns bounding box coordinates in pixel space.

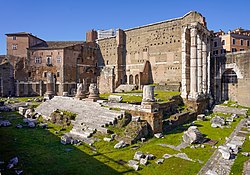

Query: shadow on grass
[0,112,137,175]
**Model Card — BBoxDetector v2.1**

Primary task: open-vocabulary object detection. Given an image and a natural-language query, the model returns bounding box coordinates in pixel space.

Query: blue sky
[0,0,249,55]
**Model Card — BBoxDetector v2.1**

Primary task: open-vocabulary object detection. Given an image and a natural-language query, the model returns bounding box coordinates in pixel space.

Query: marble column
[207,43,211,95]
[197,33,203,95]
[189,26,198,99]
[181,26,189,99]
[44,72,54,99]
[142,85,155,104]
[87,83,99,101]
[39,80,43,97]
[202,35,207,95]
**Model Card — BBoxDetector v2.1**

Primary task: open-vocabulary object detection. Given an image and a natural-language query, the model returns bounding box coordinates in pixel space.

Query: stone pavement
[213,105,248,116]
[35,96,124,139]
[198,118,249,175]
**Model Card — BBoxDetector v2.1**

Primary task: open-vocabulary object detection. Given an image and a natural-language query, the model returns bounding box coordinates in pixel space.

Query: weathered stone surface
[155,159,164,164]
[18,107,27,115]
[142,85,155,104]
[134,151,144,160]
[243,159,250,175]
[140,158,148,165]
[145,154,155,160]
[108,95,122,103]
[241,152,250,157]
[211,116,225,128]
[154,133,163,138]
[28,121,35,128]
[7,157,18,169]
[182,126,204,144]
[103,137,112,142]
[16,124,23,128]
[213,105,248,116]
[205,170,218,175]
[0,120,11,126]
[218,146,231,160]
[24,108,35,118]
[226,116,234,122]
[197,114,206,121]
[128,160,139,170]
[61,134,72,145]
[114,140,127,149]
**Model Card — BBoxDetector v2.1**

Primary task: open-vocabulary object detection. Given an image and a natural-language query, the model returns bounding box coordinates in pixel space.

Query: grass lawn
[100,91,180,104]
[0,110,245,175]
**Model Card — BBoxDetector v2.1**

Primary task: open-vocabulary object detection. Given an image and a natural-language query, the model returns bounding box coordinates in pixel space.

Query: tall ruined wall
[97,11,207,88]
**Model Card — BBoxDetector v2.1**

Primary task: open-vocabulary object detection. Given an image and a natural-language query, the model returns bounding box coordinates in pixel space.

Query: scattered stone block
[16,124,23,129]
[128,160,140,170]
[226,116,234,122]
[206,169,218,175]
[154,133,163,138]
[141,138,146,143]
[182,126,204,144]
[7,157,18,169]
[197,114,206,121]
[28,122,35,128]
[201,145,205,148]
[140,158,148,165]
[103,137,112,142]
[174,153,193,162]
[145,153,155,160]
[218,146,231,160]
[0,120,11,127]
[111,134,116,140]
[61,135,72,145]
[114,140,127,149]
[18,107,27,115]
[241,152,250,156]
[134,151,145,160]
[211,116,225,128]
[132,116,141,122]
[155,159,164,164]
[108,95,122,103]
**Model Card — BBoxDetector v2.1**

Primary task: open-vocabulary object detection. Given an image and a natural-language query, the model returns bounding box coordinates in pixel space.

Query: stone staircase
[35,96,124,139]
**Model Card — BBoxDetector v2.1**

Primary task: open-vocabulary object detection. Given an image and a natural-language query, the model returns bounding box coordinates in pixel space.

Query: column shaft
[202,36,207,94]
[197,34,202,95]
[181,26,188,99]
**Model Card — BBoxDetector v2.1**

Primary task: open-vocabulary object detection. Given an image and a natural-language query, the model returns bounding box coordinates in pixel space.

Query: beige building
[212,28,250,56]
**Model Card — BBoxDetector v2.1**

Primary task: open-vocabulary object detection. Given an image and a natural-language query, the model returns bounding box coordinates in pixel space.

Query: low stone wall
[154,83,181,92]
[163,111,197,131]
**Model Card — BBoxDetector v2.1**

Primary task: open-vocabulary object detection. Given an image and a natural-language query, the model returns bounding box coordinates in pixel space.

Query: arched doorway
[135,74,139,86]
[221,69,238,101]
[129,75,133,84]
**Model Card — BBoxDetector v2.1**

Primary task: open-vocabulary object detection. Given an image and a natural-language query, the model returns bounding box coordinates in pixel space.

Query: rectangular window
[12,44,17,50]
[232,48,237,52]
[222,40,225,45]
[56,56,61,63]
[43,72,47,78]
[247,40,250,46]
[13,36,16,40]
[214,42,217,47]
[232,38,236,45]
[240,39,244,46]
[46,56,52,65]
[57,72,60,77]
[221,49,224,54]
[240,48,244,51]
[215,50,218,55]
[35,57,41,64]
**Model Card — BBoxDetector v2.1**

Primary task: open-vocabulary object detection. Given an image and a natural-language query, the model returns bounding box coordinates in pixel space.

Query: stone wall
[97,11,208,90]
[212,50,250,107]
[0,60,15,97]
[98,66,115,94]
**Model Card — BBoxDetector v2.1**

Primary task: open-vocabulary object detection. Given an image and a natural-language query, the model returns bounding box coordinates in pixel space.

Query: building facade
[212,28,250,56]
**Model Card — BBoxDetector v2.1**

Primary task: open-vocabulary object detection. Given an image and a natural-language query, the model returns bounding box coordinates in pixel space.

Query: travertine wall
[97,11,207,91]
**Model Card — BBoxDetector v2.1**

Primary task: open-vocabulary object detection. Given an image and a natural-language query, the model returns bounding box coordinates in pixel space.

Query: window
[240,39,244,46]
[232,38,236,45]
[35,57,41,64]
[247,40,250,46]
[214,41,217,47]
[106,60,109,65]
[28,72,31,77]
[215,50,218,55]
[221,49,225,54]
[46,56,52,65]
[240,48,244,51]
[43,72,47,78]
[13,36,16,40]
[12,44,17,50]
[57,72,60,77]
[222,40,225,45]
[56,56,61,63]
[232,48,237,52]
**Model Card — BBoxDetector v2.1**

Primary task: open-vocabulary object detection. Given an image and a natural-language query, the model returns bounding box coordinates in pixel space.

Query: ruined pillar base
[44,93,54,100]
